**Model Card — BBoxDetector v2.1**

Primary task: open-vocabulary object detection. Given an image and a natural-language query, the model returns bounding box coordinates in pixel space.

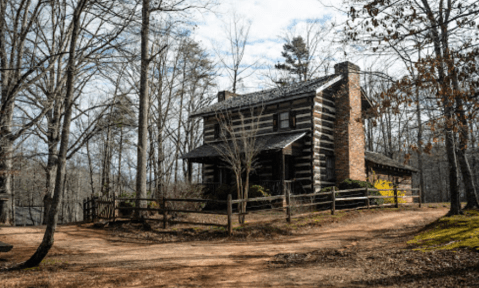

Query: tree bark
[136,0,150,218]
[454,87,478,209]
[18,0,86,268]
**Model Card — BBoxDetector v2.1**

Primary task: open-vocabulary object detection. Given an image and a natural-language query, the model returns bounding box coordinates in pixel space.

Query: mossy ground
[408,209,479,251]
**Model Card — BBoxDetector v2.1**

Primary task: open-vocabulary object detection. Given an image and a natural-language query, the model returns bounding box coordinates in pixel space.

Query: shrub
[374,179,407,204]
[338,178,374,190]
[118,192,135,217]
[320,186,340,199]
[249,185,271,198]
[338,179,383,205]
[203,184,270,210]
[203,184,236,201]
[166,182,206,211]
[320,186,339,193]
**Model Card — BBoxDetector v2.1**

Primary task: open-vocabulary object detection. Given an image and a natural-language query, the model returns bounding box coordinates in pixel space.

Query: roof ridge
[191,74,339,117]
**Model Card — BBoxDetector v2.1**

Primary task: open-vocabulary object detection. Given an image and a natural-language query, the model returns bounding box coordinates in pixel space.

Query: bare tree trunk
[455,92,478,209]
[446,131,461,215]
[86,140,96,195]
[0,138,13,224]
[43,153,57,224]
[136,0,150,218]
[174,58,187,183]
[100,118,112,197]
[19,0,87,268]
[117,126,123,196]
[415,78,425,204]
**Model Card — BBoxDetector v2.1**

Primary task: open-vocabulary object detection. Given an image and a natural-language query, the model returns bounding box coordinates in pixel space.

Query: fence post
[286,185,291,223]
[162,197,168,229]
[366,187,370,209]
[83,199,86,221]
[23,208,26,227]
[86,197,90,222]
[112,193,116,222]
[418,188,422,208]
[227,194,232,236]
[331,187,336,215]
[394,187,398,208]
[92,197,97,222]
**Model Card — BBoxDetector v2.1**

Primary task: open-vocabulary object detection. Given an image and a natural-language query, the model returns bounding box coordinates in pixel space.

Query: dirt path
[0,208,450,287]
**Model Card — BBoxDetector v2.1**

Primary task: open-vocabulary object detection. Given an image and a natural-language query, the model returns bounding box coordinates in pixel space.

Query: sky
[189,0,349,94]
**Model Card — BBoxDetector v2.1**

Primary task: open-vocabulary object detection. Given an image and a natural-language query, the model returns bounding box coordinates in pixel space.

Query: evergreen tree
[275,36,310,83]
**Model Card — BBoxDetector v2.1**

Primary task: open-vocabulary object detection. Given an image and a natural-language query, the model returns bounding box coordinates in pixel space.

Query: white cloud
[192,0,347,93]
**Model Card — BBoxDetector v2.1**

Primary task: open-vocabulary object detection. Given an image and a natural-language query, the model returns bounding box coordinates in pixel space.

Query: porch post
[187,159,192,184]
[281,152,286,206]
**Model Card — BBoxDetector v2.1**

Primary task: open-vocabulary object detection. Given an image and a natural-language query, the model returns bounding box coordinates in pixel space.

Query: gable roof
[191,74,343,117]
[365,151,418,173]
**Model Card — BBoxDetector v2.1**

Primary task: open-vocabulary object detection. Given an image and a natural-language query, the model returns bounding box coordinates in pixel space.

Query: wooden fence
[83,186,421,236]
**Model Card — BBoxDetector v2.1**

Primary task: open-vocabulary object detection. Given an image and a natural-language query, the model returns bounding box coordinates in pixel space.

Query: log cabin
[182,61,417,194]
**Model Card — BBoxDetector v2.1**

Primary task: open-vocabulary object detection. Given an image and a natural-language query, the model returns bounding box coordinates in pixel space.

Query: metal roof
[365,151,418,172]
[182,132,307,160]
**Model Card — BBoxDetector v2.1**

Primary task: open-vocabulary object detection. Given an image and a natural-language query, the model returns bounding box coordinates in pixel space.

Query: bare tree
[212,106,264,224]
[0,0,63,224]
[213,11,256,93]
[135,0,213,218]
[346,0,479,214]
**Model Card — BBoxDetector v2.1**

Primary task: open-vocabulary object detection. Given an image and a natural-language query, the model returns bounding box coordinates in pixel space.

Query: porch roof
[182,132,307,162]
[365,151,419,173]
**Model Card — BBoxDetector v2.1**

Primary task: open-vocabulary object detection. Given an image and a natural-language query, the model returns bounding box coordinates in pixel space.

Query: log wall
[312,86,337,192]
[201,95,317,193]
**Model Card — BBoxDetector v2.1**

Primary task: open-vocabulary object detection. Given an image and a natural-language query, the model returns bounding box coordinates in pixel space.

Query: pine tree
[275,36,310,83]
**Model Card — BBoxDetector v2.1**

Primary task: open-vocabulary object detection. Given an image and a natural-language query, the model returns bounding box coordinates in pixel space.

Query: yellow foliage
[373,179,407,204]
[408,210,479,251]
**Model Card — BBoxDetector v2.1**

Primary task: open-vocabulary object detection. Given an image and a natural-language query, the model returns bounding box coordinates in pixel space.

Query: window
[214,124,220,139]
[280,112,289,128]
[273,111,296,131]
[326,156,335,181]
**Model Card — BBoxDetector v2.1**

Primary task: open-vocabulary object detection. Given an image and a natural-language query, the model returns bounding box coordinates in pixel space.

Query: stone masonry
[333,62,366,183]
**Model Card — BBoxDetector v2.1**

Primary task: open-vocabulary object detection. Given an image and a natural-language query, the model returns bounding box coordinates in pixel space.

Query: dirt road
[0,208,453,287]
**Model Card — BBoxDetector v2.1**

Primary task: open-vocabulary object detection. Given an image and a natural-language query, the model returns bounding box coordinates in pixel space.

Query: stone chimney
[333,61,366,183]
[217,91,239,102]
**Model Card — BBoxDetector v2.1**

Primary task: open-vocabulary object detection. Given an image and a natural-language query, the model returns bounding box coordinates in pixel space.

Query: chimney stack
[333,61,366,183]
[217,91,239,102]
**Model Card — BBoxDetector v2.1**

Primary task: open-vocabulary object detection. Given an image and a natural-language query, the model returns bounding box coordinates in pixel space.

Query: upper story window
[280,112,290,128]
[214,123,220,139]
[273,110,296,131]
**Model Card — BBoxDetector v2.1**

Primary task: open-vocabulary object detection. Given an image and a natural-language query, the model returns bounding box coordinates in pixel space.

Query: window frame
[326,156,335,181]
[273,110,296,131]
[279,111,290,129]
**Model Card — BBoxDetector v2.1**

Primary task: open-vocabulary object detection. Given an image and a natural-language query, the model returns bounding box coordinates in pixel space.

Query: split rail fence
[83,183,421,236]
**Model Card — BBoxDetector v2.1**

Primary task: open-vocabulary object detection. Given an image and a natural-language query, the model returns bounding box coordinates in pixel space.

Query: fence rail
[83,186,422,236]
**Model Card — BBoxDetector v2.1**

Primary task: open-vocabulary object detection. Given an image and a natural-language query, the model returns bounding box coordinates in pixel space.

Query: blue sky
[191,0,348,93]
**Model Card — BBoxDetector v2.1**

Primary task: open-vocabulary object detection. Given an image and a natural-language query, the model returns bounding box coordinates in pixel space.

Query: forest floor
[1,204,478,287]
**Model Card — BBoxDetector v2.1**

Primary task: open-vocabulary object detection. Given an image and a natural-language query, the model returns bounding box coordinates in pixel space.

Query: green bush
[203,184,270,211]
[320,186,339,193]
[337,178,383,205]
[338,178,374,190]
[249,185,271,198]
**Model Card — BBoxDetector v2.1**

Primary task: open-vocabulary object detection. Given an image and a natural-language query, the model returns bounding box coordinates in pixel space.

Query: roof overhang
[182,132,307,163]
[365,151,418,173]
[314,75,343,94]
